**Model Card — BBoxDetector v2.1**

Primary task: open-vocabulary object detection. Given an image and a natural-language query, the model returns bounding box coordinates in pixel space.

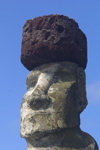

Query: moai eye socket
[29,97,51,110]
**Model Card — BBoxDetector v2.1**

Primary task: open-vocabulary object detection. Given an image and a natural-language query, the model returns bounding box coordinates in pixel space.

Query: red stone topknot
[21,14,87,70]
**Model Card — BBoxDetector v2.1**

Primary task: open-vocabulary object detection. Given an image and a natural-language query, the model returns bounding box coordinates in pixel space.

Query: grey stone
[20,62,87,138]
[20,62,98,150]
[26,128,98,150]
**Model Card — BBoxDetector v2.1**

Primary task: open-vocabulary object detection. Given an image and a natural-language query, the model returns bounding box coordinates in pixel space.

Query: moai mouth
[20,15,99,150]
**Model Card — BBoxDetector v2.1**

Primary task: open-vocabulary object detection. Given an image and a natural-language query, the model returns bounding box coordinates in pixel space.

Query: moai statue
[20,15,98,150]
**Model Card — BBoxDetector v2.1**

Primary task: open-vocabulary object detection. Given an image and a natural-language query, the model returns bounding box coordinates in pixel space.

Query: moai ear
[76,67,88,113]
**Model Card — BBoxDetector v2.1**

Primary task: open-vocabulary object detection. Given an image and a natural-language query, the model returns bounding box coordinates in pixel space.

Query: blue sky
[0,0,100,149]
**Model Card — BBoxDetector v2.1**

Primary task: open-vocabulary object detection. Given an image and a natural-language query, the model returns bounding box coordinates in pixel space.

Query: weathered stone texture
[20,62,87,137]
[26,128,98,150]
[20,62,98,150]
[21,15,87,70]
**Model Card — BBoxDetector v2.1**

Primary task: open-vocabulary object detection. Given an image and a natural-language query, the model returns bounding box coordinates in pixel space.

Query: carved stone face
[20,62,87,138]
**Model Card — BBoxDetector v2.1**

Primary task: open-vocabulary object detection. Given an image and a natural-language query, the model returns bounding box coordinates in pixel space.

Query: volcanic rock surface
[21,14,87,71]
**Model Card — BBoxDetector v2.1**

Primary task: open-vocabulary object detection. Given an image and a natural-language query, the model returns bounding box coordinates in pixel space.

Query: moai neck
[26,128,97,150]
[20,15,99,150]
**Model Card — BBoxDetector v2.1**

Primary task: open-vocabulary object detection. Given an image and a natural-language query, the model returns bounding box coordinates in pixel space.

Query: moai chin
[20,15,99,150]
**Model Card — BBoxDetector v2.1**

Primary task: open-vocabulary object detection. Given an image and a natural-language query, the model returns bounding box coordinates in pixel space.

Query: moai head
[20,62,87,138]
[20,14,87,138]
[20,15,99,150]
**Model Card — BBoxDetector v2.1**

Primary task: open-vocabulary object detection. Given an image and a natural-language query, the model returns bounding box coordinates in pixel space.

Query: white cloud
[87,80,100,102]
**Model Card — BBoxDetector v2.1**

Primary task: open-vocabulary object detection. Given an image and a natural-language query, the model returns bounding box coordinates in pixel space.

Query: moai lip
[21,14,87,71]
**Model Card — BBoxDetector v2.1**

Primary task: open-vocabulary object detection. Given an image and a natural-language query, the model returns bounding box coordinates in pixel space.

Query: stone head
[20,61,87,138]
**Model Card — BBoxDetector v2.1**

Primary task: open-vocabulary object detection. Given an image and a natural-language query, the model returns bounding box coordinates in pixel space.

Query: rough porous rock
[21,14,87,71]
